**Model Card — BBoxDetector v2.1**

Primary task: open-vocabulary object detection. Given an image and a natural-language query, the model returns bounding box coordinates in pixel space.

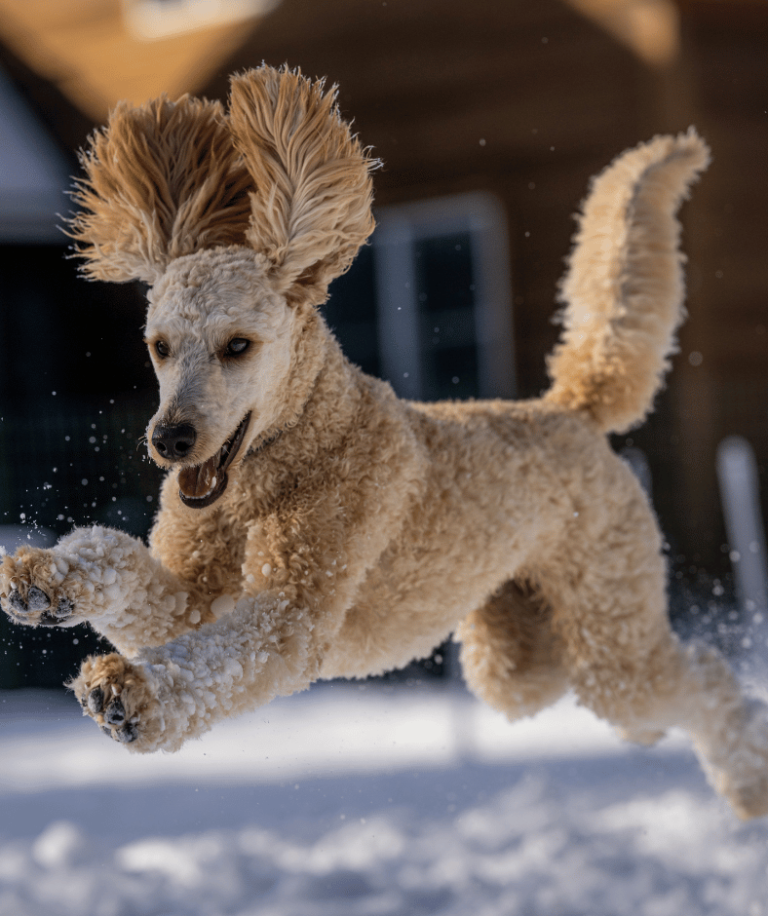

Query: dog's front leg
[0,525,207,655]
[67,528,362,749]
[68,588,324,750]
[65,466,406,751]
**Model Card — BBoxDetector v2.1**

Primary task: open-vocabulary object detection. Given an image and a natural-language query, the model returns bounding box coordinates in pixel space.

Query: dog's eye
[154,340,170,359]
[225,338,250,357]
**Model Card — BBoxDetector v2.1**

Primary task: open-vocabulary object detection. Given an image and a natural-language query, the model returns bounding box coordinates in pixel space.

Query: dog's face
[144,247,301,508]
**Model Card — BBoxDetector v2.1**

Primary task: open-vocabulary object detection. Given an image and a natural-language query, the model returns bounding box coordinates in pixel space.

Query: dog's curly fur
[3,65,768,819]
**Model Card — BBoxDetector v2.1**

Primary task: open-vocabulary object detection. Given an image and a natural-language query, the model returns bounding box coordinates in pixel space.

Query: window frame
[372,191,515,401]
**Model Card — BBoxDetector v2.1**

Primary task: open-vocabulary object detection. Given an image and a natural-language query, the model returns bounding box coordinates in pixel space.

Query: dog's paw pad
[86,686,106,716]
[89,685,127,727]
[53,597,75,620]
[72,654,158,751]
[2,580,75,628]
[7,589,30,615]
[115,721,139,744]
[27,586,51,611]
[104,696,126,727]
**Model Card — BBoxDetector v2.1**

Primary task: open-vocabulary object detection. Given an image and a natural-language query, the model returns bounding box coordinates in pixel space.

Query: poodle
[2,65,767,819]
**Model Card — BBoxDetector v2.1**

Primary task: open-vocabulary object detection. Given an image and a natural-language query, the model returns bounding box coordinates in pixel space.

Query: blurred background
[0,0,766,689]
[2,5,768,914]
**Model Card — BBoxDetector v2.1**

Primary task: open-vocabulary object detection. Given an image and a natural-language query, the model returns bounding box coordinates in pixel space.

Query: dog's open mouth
[177,413,251,509]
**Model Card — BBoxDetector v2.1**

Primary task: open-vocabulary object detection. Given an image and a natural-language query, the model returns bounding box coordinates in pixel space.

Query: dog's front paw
[0,548,78,628]
[70,653,162,750]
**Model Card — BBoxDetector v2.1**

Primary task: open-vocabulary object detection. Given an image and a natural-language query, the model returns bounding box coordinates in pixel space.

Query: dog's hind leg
[539,477,768,819]
[456,579,569,721]
[67,588,322,751]
[562,606,768,819]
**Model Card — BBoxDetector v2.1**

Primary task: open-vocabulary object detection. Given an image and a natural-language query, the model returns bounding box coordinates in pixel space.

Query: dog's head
[67,66,378,508]
[142,247,304,507]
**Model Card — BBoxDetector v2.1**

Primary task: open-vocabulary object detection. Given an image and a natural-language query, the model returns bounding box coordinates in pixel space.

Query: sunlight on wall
[121,0,282,41]
[566,0,680,67]
[0,0,277,120]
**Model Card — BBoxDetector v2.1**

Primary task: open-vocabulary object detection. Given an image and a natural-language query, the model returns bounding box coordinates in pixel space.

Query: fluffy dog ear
[67,96,253,284]
[228,65,378,303]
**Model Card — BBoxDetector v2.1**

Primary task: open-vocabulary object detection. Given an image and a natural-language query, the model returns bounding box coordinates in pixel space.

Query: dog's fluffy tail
[545,129,709,434]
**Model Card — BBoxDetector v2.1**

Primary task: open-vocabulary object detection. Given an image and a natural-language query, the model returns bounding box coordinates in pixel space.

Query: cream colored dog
[2,66,767,819]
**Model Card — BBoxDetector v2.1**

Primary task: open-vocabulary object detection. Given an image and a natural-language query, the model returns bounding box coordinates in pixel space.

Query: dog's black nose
[152,424,197,460]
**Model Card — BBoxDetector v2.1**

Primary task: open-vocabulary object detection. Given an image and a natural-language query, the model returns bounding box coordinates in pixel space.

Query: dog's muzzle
[175,413,251,509]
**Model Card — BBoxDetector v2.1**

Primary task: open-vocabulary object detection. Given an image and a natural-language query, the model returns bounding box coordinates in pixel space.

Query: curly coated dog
[2,65,767,818]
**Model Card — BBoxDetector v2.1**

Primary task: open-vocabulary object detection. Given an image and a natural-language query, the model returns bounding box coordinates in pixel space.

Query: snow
[1,682,767,915]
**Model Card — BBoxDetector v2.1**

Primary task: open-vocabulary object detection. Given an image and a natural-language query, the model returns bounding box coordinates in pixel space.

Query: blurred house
[0,0,766,685]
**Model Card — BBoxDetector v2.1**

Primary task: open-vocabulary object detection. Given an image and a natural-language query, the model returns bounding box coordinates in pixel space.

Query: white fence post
[716,436,768,617]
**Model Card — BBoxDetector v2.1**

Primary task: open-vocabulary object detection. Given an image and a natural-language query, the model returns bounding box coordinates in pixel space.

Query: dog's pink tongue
[178,458,217,499]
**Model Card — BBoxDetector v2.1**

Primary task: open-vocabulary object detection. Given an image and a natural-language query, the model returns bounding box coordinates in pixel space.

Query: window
[326,192,514,402]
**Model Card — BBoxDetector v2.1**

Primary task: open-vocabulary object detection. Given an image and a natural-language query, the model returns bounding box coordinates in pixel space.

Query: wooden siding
[0,0,255,120]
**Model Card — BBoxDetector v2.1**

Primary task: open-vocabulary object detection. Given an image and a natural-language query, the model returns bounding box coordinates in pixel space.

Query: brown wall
[669,3,768,563]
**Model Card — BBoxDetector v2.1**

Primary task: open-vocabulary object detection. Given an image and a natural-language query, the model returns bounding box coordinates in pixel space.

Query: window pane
[414,231,479,399]
[324,246,381,378]
[414,233,475,314]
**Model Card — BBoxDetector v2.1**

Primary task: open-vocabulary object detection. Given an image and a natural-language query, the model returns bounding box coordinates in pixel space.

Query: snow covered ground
[1,681,767,916]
